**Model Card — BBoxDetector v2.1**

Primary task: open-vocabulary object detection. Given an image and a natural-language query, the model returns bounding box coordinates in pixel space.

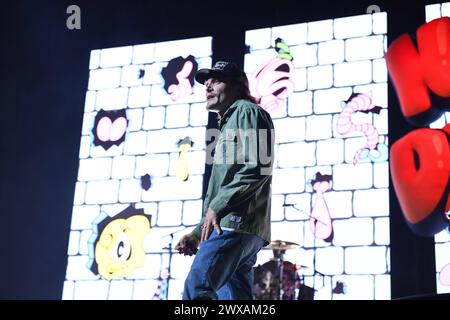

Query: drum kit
[253,240,315,300]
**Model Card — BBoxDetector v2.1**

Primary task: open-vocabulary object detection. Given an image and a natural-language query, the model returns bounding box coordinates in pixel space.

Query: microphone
[283,204,309,217]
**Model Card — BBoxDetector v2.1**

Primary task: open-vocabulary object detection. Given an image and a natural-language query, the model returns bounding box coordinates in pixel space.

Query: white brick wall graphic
[425,2,450,295]
[245,12,390,300]
[64,37,212,300]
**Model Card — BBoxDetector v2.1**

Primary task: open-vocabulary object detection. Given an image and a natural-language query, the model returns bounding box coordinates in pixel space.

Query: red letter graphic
[390,124,449,236]
[385,17,450,125]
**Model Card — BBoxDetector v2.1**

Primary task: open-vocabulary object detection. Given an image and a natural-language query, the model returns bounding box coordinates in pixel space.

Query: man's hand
[200,207,222,243]
[175,233,200,256]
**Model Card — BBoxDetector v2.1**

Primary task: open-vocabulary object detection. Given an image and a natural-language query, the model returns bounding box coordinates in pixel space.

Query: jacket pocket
[214,136,238,164]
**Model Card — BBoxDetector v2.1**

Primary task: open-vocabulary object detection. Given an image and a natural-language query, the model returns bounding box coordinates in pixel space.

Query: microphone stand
[165,233,174,299]
[161,227,187,299]
[278,250,285,300]
[283,203,321,300]
[271,248,286,300]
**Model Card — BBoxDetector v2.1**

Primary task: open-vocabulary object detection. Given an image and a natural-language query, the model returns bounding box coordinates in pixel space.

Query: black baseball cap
[195,61,247,84]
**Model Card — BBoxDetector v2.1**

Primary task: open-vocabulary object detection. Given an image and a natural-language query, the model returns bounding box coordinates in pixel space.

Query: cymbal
[266,240,300,250]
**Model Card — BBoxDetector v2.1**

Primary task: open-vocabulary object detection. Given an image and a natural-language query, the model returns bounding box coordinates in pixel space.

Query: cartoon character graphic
[92,109,128,150]
[310,172,333,242]
[176,136,193,181]
[439,262,450,286]
[161,55,198,101]
[250,38,295,113]
[141,173,152,191]
[86,205,151,280]
[332,281,346,294]
[152,267,170,300]
[336,92,388,164]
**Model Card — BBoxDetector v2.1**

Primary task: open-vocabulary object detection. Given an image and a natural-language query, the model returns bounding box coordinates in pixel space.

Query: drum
[253,259,298,300]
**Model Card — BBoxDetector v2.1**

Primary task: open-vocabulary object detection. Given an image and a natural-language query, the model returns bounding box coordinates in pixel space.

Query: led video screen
[64,12,392,301]
[425,2,450,295]
[244,12,390,300]
[63,36,212,299]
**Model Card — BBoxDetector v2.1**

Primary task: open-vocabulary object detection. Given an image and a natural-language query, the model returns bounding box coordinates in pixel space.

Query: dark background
[0,0,441,299]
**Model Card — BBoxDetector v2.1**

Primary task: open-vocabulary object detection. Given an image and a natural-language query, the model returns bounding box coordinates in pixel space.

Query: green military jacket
[192,99,274,245]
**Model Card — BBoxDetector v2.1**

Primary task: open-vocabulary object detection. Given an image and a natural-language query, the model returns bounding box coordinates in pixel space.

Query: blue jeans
[182,230,265,300]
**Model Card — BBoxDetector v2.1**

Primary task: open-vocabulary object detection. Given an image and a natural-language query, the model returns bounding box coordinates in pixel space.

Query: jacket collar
[218,99,240,129]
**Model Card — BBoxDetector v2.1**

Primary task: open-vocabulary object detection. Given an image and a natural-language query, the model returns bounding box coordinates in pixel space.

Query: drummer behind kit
[253,240,315,300]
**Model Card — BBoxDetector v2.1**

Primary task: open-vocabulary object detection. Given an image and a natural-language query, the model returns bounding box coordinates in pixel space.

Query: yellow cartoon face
[95,215,150,280]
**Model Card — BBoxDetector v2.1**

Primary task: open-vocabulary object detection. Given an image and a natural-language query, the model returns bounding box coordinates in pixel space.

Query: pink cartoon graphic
[93,109,128,150]
[161,55,198,101]
[336,92,388,164]
[439,262,450,286]
[153,267,170,300]
[250,38,294,113]
[310,172,333,242]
